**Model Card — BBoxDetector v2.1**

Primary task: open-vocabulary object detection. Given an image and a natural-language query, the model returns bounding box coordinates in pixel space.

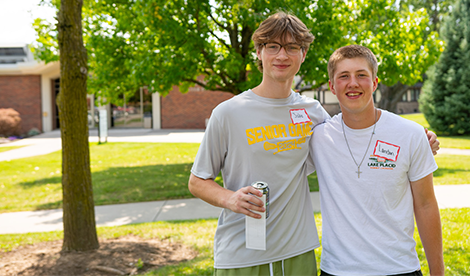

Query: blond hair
[327,45,378,81]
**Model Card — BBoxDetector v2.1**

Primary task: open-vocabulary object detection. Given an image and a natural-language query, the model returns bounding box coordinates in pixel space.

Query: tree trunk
[57,0,99,251]
[377,82,409,113]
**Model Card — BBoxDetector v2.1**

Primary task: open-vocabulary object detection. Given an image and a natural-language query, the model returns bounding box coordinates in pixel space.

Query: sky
[0,0,56,45]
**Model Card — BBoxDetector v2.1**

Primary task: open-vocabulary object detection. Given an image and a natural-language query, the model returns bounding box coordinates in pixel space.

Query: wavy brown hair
[252,12,314,72]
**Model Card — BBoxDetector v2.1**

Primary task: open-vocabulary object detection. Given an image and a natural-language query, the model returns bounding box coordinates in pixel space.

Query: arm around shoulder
[425,129,440,155]
[411,173,445,275]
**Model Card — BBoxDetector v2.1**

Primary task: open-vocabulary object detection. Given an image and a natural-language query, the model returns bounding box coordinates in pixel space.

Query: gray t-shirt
[191,89,330,269]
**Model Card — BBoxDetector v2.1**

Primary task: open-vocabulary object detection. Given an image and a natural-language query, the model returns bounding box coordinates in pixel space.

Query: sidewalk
[0,129,206,162]
[0,194,321,235]
[2,128,470,161]
[0,185,469,235]
[0,129,469,235]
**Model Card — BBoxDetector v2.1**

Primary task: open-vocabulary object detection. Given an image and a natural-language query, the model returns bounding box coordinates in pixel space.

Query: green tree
[57,0,99,251]
[346,0,443,112]
[84,0,347,101]
[33,0,347,101]
[419,0,470,135]
[400,0,453,33]
[33,0,440,113]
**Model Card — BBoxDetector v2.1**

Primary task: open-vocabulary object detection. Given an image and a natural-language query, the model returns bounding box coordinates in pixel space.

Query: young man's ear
[301,48,307,63]
[256,48,262,60]
[329,80,336,95]
[373,76,378,91]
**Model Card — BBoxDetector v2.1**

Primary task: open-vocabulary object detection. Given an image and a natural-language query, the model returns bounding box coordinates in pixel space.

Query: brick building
[162,83,233,129]
[0,45,421,136]
[0,44,235,135]
[0,45,60,135]
[0,75,42,134]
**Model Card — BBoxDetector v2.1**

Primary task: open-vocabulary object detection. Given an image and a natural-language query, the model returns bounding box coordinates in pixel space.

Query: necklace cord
[341,109,378,178]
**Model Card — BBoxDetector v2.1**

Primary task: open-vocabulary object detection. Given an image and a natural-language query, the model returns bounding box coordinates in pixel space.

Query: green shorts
[214,250,317,276]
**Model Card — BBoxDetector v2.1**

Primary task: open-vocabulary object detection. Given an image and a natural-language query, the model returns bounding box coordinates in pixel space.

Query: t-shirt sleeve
[306,122,325,175]
[408,128,438,182]
[191,113,227,180]
[312,103,331,125]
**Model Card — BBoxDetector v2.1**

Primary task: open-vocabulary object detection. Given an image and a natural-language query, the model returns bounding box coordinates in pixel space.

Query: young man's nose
[276,47,289,59]
[348,76,360,87]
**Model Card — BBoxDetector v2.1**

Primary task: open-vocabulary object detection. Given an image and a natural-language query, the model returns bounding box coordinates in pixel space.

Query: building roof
[0,45,31,64]
[0,44,58,75]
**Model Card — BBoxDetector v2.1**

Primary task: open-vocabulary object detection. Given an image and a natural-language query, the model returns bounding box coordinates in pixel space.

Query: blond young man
[189,12,331,275]
[310,45,444,276]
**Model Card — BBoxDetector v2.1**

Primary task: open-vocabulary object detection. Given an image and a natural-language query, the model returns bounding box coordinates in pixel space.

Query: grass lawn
[400,113,470,149]
[0,142,317,213]
[436,136,470,150]
[434,154,470,185]
[399,113,470,184]
[0,139,467,213]
[0,143,199,213]
[1,208,468,275]
[401,113,432,129]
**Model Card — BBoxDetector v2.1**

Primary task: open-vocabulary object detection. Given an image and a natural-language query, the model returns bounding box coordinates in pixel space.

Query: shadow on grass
[17,163,197,211]
[17,164,318,212]
[433,167,470,177]
[19,178,61,189]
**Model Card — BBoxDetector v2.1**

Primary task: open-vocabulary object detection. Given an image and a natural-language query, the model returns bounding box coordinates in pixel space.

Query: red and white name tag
[290,109,311,125]
[373,140,400,162]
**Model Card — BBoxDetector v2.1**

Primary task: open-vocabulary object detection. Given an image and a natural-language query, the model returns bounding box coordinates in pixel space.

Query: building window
[0,47,26,56]
[402,92,408,102]
[410,89,420,101]
[0,47,27,64]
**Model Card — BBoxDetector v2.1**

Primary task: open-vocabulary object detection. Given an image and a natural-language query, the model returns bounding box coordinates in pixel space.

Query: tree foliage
[85,0,349,100]
[341,0,443,112]
[419,0,470,135]
[400,0,454,33]
[33,0,441,111]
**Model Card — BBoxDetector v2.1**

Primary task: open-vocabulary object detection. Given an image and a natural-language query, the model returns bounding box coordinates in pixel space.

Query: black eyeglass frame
[261,42,304,56]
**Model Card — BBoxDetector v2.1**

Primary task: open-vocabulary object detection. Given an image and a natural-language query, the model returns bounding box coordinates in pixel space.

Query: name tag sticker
[290,109,311,125]
[373,140,400,162]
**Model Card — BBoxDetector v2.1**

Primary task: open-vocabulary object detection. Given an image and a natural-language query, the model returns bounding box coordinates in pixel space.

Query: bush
[0,108,22,136]
[419,0,470,135]
[27,128,41,137]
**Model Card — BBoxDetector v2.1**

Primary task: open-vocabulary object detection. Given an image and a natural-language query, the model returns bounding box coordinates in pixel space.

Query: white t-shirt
[310,110,438,275]
[191,89,330,269]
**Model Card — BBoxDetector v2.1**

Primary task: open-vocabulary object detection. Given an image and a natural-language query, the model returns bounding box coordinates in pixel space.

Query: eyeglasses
[262,42,303,56]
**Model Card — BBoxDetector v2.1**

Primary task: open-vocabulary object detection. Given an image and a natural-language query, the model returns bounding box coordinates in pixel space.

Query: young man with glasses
[189,11,329,275]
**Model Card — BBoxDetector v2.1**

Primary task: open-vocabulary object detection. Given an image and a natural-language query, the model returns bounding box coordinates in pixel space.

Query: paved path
[0,129,205,162]
[0,129,469,234]
[438,147,470,155]
[1,186,469,235]
[1,129,468,161]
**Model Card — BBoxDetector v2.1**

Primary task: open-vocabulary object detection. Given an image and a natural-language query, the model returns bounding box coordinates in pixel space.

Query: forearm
[414,199,445,275]
[188,173,233,209]
[188,173,265,218]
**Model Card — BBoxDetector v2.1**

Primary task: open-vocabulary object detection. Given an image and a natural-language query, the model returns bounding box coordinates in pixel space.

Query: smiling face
[251,12,314,72]
[256,37,306,84]
[329,57,378,115]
